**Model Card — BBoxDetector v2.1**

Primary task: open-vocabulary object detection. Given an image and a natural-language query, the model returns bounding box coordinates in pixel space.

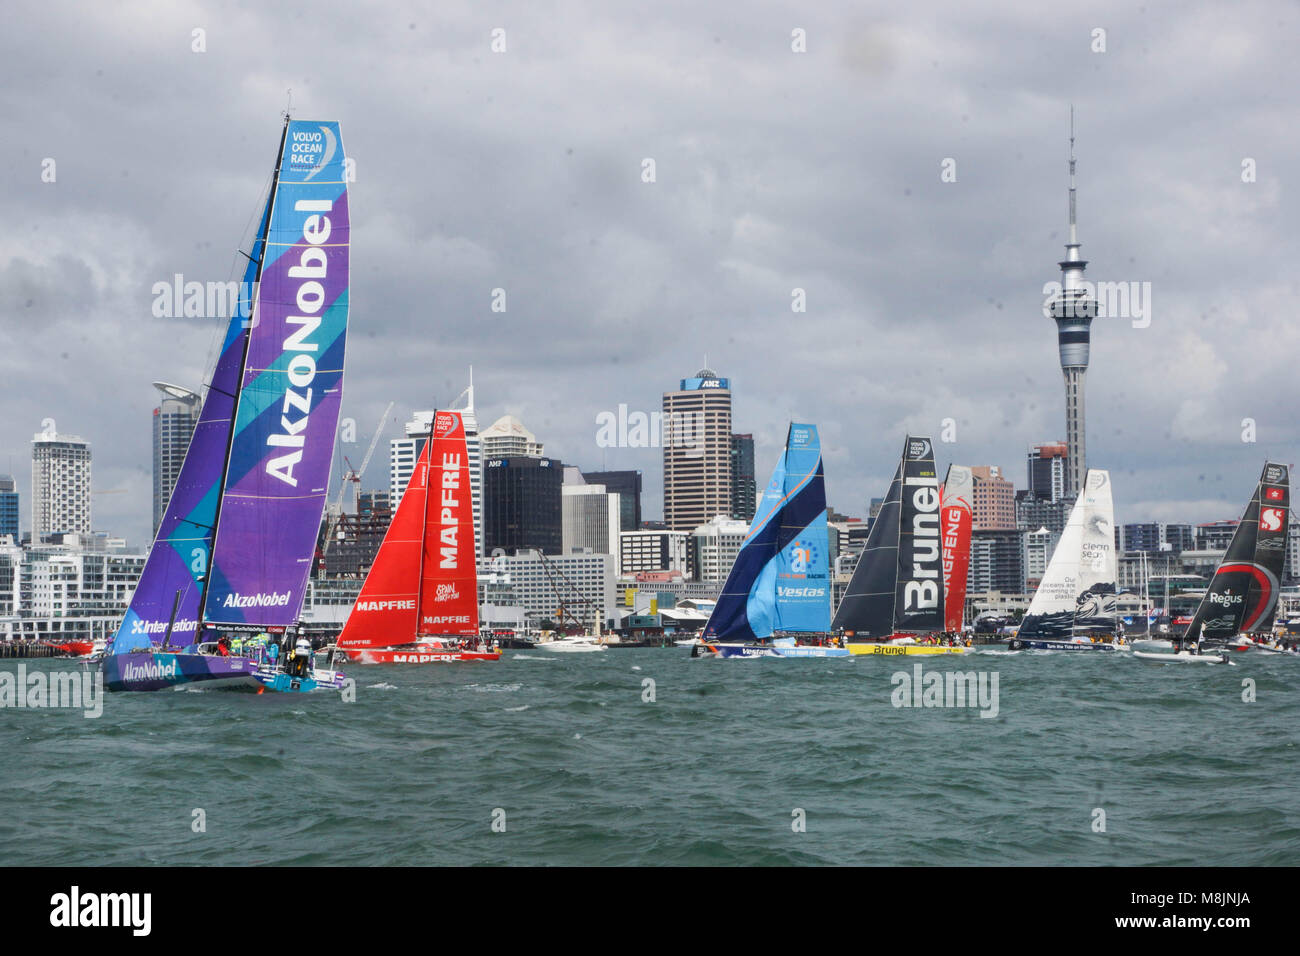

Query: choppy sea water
[2,649,1297,866]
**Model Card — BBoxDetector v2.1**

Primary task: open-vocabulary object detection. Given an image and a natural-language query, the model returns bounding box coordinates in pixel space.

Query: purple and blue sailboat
[102,116,351,693]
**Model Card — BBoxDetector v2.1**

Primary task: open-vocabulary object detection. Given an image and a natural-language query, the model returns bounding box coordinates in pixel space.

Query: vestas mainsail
[1018,469,1117,640]
[832,436,945,638]
[703,423,830,642]
[1185,462,1289,644]
[203,120,351,628]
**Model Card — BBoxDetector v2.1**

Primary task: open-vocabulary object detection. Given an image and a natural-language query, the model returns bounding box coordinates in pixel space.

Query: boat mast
[198,114,291,629]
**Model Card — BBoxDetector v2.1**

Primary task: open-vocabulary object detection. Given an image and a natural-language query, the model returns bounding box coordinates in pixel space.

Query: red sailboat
[337,410,499,663]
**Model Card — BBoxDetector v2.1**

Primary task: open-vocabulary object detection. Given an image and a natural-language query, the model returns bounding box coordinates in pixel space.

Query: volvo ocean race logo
[290,124,337,181]
[906,437,932,460]
[1264,464,1285,485]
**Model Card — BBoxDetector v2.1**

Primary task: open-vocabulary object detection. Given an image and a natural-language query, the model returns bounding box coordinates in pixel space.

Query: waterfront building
[483,455,563,556]
[151,382,200,535]
[1026,442,1069,502]
[689,514,749,582]
[562,473,620,556]
[0,476,18,539]
[582,470,642,532]
[618,529,691,577]
[662,369,732,531]
[31,428,91,541]
[971,466,1016,531]
[729,433,756,523]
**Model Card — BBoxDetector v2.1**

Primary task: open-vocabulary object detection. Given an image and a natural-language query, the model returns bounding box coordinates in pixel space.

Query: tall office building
[480,415,545,459]
[152,382,201,535]
[561,478,620,556]
[31,428,91,541]
[0,476,17,539]
[483,455,563,555]
[582,470,642,532]
[662,368,732,531]
[729,433,756,523]
[970,466,1016,531]
[1026,442,1069,502]
[390,382,482,555]
[969,529,1027,594]
[1046,115,1096,497]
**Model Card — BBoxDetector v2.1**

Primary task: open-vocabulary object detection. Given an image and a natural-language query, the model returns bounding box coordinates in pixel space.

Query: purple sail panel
[204,120,350,627]
[109,192,273,653]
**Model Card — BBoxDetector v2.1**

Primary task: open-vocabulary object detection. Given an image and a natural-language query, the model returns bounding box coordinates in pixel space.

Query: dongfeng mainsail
[694,423,842,658]
[102,116,351,693]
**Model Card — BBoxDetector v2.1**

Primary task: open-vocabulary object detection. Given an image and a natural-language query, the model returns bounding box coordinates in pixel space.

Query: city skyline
[3,3,1298,548]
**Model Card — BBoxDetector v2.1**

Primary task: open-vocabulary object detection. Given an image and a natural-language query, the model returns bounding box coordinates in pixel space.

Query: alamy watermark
[595,404,705,455]
[1042,280,1152,328]
[152,274,253,321]
[1,665,103,718]
[890,663,999,718]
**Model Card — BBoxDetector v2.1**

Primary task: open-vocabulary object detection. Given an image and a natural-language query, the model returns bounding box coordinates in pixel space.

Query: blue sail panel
[705,423,829,641]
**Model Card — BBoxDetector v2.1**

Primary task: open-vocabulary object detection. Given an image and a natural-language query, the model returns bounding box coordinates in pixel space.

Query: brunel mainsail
[694,423,842,658]
[832,436,966,655]
[102,116,351,692]
[1183,462,1290,648]
[336,410,498,664]
[1013,468,1120,651]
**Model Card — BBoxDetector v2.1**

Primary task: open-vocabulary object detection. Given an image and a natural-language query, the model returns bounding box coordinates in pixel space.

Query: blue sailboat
[693,423,845,658]
[100,115,351,693]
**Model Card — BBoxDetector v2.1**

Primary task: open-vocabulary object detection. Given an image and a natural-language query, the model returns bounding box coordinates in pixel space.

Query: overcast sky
[2,1,1297,546]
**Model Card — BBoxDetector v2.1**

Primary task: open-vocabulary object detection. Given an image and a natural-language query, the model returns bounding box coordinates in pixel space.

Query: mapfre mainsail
[940,465,973,633]
[704,423,829,641]
[1018,469,1117,639]
[204,119,351,629]
[832,436,945,637]
[338,411,478,650]
[1186,462,1290,644]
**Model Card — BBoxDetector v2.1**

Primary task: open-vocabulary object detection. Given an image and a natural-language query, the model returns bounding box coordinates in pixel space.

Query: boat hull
[341,645,501,664]
[1010,639,1124,652]
[846,643,970,656]
[102,651,263,692]
[1135,650,1231,665]
[692,643,850,658]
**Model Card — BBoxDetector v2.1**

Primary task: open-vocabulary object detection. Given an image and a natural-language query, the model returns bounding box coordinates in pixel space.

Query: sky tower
[1049,110,1096,497]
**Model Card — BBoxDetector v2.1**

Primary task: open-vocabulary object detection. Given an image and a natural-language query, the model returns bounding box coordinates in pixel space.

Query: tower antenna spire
[1068,105,1077,244]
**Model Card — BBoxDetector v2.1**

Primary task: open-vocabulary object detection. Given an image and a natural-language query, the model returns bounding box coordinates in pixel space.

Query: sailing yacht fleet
[96,116,1297,693]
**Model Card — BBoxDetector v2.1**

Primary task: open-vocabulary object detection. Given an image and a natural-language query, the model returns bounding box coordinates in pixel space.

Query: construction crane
[319,401,394,568]
[535,549,603,634]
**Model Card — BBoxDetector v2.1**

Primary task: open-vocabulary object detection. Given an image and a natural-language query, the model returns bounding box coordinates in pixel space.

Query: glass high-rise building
[152,382,201,535]
[662,368,732,532]
[483,455,563,556]
[729,434,755,523]
[0,475,18,539]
